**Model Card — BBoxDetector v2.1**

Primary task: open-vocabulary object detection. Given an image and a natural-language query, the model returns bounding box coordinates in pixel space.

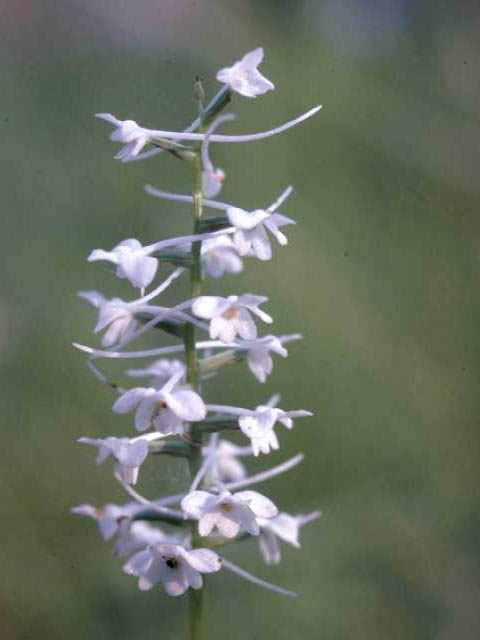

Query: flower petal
[181,491,216,518]
[227,207,268,230]
[233,308,257,340]
[235,490,278,518]
[134,396,157,431]
[118,253,158,289]
[182,548,222,574]
[198,512,220,537]
[77,290,105,308]
[192,296,231,319]
[210,316,236,343]
[88,248,118,264]
[112,388,150,414]
[165,390,206,422]
[216,515,241,538]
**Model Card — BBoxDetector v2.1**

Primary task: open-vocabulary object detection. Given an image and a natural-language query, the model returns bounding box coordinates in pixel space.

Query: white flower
[78,291,138,347]
[216,48,274,98]
[202,440,251,484]
[124,544,222,595]
[191,294,272,343]
[96,106,322,158]
[71,502,141,540]
[112,373,206,434]
[181,489,277,538]
[201,236,243,279]
[227,207,295,261]
[243,335,289,383]
[126,358,186,389]
[78,436,149,485]
[257,511,322,565]
[88,238,158,289]
[239,403,313,456]
[95,113,152,162]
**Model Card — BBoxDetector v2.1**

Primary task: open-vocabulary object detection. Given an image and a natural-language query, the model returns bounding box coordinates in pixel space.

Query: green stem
[184,149,205,640]
[189,582,205,640]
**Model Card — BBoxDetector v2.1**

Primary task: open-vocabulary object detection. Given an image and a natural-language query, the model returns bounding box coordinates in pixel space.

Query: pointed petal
[95,112,122,126]
[88,249,118,264]
[241,47,264,68]
[77,290,105,308]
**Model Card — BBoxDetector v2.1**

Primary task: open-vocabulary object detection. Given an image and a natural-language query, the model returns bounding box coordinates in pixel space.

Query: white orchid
[95,114,153,162]
[216,48,274,98]
[88,238,158,290]
[257,511,322,565]
[96,104,322,167]
[243,335,289,383]
[78,435,149,485]
[192,294,272,343]
[239,402,313,456]
[126,358,186,389]
[71,501,141,540]
[78,268,185,348]
[227,206,295,261]
[124,544,222,596]
[78,291,138,348]
[112,372,206,435]
[181,489,277,538]
[202,440,251,484]
[201,236,243,279]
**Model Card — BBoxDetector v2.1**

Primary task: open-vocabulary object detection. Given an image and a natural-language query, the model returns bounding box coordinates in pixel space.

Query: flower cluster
[73,48,321,604]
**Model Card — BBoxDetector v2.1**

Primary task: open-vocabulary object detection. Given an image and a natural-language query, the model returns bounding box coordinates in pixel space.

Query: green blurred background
[2,1,480,638]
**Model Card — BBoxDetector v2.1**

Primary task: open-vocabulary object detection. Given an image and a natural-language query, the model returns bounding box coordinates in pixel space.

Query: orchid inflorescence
[72,47,322,614]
